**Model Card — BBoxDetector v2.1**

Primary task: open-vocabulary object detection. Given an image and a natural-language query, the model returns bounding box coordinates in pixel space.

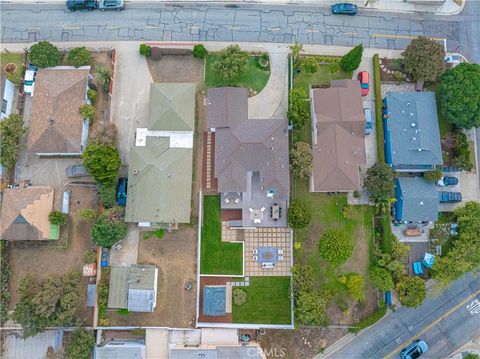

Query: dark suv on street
[66,0,98,11]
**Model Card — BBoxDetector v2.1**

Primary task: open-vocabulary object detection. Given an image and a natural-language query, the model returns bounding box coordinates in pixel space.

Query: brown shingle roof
[207,88,290,197]
[311,80,366,192]
[0,185,54,240]
[27,67,90,154]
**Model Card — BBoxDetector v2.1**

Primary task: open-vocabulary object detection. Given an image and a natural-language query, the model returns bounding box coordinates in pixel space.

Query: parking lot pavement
[109,223,139,266]
[110,43,152,165]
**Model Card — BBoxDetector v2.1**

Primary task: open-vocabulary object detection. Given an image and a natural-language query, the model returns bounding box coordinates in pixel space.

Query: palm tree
[97,65,112,93]
[374,197,396,215]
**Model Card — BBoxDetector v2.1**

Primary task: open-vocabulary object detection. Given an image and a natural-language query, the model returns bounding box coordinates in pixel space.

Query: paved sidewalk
[248,48,288,120]
[0,0,465,15]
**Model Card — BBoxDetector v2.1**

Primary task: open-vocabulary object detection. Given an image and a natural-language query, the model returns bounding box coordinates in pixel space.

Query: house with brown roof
[310,80,366,192]
[207,87,290,227]
[27,67,91,156]
[0,182,55,241]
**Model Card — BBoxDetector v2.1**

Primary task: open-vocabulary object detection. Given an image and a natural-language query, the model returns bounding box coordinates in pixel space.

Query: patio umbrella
[422,253,435,269]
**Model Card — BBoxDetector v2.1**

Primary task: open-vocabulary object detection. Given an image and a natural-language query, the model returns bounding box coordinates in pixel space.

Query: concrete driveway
[109,223,139,266]
[110,43,152,165]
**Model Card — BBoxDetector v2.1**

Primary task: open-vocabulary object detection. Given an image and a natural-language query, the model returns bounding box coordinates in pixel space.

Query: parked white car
[23,68,37,96]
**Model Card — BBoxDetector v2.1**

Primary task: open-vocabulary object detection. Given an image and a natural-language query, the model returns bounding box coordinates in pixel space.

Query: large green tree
[211,45,249,81]
[318,228,353,265]
[67,47,92,67]
[91,206,128,248]
[28,41,63,68]
[12,272,81,338]
[0,114,25,169]
[339,44,363,72]
[287,201,312,229]
[364,163,396,213]
[401,36,445,82]
[66,327,95,359]
[440,63,480,129]
[368,266,394,291]
[396,276,426,308]
[82,144,121,185]
[432,201,480,284]
[290,141,313,179]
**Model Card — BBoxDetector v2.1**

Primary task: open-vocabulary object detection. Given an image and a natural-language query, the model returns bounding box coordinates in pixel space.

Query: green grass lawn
[205,55,270,95]
[1,53,24,86]
[200,195,243,275]
[232,276,292,325]
[294,58,352,93]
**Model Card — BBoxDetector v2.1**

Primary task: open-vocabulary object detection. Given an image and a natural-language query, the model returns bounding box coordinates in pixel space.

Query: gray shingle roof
[385,92,442,169]
[207,87,290,197]
[170,346,263,359]
[396,177,439,222]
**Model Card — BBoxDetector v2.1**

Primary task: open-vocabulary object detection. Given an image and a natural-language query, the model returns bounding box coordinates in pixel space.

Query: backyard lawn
[200,195,243,275]
[205,54,270,95]
[1,52,24,86]
[232,276,292,325]
[294,57,352,93]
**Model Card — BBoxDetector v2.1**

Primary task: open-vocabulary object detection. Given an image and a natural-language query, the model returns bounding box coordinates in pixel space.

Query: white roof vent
[411,122,416,127]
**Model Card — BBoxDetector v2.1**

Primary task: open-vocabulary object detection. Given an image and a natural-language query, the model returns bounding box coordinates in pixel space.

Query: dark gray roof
[396,177,439,222]
[95,342,145,359]
[207,87,248,129]
[208,87,290,197]
[385,92,442,168]
[170,346,263,359]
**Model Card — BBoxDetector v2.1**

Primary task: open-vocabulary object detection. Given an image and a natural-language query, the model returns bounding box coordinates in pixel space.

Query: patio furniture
[261,206,265,212]
[422,253,435,269]
[277,249,284,255]
[404,228,424,237]
[278,255,284,261]
[249,208,253,213]
[254,218,262,224]
[252,249,258,255]
[413,262,423,275]
[262,262,275,269]
[234,198,240,204]
[252,255,258,261]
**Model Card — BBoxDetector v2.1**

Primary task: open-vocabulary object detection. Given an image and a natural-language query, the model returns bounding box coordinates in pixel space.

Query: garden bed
[205,54,270,96]
[0,52,24,86]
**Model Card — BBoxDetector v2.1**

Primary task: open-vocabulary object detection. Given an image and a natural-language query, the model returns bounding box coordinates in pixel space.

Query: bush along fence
[373,54,385,164]
[0,241,11,325]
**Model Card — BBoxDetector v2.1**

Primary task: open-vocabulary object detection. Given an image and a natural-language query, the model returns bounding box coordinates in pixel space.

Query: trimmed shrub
[48,211,68,226]
[318,228,353,264]
[424,168,442,182]
[28,41,63,68]
[193,44,208,59]
[79,104,96,120]
[233,288,247,306]
[87,89,97,104]
[288,201,312,229]
[373,54,385,163]
[139,44,152,57]
[301,56,319,74]
[67,47,91,67]
[368,266,394,291]
[98,181,117,208]
[340,44,363,72]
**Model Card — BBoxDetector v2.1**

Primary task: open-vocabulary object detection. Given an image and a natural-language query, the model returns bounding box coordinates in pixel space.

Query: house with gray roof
[207,87,290,228]
[125,83,195,229]
[108,265,158,313]
[384,92,442,172]
[95,340,145,359]
[170,346,264,359]
[394,177,439,223]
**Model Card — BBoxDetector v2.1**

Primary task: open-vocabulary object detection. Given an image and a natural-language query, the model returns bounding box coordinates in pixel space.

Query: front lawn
[1,52,24,86]
[200,195,243,275]
[205,54,270,95]
[232,276,292,325]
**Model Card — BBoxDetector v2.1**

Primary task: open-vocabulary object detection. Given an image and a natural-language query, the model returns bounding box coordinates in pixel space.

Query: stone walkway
[248,48,289,120]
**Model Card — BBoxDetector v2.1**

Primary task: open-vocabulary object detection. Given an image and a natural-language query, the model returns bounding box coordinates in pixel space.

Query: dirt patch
[108,225,197,327]
[8,186,97,325]
[259,328,347,359]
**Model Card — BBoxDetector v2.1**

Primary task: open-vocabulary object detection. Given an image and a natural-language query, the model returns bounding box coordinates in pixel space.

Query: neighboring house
[395,177,439,223]
[125,83,195,229]
[0,182,56,241]
[383,91,442,172]
[95,340,145,359]
[1,75,15,119]
[170,346,265,359]
[310,80,366,192]
[207,87,290,228]
[27,67,91,156]
[108,265,158,312]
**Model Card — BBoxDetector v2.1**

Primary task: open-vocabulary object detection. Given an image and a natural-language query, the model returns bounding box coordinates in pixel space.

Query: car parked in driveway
[65,164,89,178]
[23,65,37,96]
[400,339,428,359]
[439,191,462,203]
[331,3,358,15]
[116,177,128,206]
[99,0,125,11]
[358,71,369,96]
[364,108,372,135]
[436,176,459,187]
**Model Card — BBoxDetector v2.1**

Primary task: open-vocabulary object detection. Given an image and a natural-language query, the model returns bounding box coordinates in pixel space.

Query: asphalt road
[0,1,479,62]
[325,272,480,359]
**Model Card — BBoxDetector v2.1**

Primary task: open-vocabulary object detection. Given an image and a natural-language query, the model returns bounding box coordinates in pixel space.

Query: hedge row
[373,54,385,164]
